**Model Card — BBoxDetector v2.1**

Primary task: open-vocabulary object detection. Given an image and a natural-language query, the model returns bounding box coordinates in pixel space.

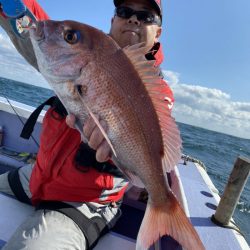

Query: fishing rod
[0,1,40,149]
[1,92,40,149]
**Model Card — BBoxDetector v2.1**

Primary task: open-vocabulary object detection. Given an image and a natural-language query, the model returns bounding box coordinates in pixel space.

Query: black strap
[36,201,109,249]
[52,97,68,117]
[20,96,56,139]
[7,167,32,205]
[20,96,67,139]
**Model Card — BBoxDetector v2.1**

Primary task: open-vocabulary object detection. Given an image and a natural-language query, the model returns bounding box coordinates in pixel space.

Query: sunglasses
[115,6,161,26]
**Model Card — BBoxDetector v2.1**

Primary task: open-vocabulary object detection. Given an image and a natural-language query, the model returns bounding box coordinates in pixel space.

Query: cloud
[163,70,180,85]
[0,33,15,50]
[0,29,50,89]
[163,70,250,139]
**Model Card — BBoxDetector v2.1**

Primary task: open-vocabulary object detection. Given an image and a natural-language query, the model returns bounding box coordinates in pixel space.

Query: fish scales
[79,59,165,190]
[91,50,166,194]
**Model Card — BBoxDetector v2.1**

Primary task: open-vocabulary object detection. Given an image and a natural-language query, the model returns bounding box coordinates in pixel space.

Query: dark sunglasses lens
[136,12,153,22]
[116,7,133,18]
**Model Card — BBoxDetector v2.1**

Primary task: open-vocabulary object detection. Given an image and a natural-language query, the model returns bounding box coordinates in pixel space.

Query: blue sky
[0,0,250,139]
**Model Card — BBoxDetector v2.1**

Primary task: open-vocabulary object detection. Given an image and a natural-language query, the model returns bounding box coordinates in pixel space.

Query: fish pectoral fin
[123,169,145,188]
[86,106,117,158]
[110,158,144,188]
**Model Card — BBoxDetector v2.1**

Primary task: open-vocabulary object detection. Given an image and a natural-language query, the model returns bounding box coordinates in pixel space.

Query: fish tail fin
[136,192,205,250]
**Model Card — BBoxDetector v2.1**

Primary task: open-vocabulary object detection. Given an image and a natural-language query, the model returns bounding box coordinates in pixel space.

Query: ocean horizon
[1,76,250,245]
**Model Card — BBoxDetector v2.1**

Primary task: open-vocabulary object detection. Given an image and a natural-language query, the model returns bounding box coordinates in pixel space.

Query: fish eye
[64,30,80,44]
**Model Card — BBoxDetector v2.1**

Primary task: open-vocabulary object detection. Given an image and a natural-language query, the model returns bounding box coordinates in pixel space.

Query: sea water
[1,76,250,244]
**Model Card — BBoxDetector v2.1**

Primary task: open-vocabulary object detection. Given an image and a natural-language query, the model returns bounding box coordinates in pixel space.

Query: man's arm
[0,0,49,70]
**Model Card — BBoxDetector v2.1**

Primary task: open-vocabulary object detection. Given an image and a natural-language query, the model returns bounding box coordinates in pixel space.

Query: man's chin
[115,32,140,48]
[118,38,141,48]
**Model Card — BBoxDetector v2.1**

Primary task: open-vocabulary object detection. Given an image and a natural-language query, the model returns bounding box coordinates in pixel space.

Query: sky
[0,0,250,139]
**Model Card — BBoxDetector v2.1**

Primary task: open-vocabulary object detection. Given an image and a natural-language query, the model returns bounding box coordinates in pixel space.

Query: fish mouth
[29,21,45,42]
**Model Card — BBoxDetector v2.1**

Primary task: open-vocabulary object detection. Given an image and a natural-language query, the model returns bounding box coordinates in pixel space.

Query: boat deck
[178,162,246,249]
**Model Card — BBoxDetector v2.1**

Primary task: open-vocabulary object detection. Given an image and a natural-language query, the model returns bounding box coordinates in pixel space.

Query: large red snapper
[30,20,204,250]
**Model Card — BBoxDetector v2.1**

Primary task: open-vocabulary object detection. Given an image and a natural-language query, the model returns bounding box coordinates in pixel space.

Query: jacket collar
[145,42,164,66]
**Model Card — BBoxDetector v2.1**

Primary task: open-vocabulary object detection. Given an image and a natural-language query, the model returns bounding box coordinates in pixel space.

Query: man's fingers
[70,114,111,162]
[88,120,107,150]
[83,116,99,139]
[96,140,111,162]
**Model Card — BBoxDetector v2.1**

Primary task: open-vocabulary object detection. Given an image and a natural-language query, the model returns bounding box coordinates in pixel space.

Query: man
[0,0,174,249]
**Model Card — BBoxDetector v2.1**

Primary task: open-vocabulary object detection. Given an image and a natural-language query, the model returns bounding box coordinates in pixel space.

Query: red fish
[30,20,204,250]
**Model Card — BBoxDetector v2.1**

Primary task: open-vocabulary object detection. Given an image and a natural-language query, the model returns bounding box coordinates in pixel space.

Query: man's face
[109,0,162,48]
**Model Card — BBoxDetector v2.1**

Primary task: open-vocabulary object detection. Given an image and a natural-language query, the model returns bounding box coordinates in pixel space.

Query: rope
[211,215,246,238]
[181,154,207,171]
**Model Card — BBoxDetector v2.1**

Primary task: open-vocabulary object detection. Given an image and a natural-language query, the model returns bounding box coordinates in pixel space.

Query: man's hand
[66,114,111,162]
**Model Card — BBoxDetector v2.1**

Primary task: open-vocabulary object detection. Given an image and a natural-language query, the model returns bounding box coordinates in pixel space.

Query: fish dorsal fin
[123,44,182,172]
